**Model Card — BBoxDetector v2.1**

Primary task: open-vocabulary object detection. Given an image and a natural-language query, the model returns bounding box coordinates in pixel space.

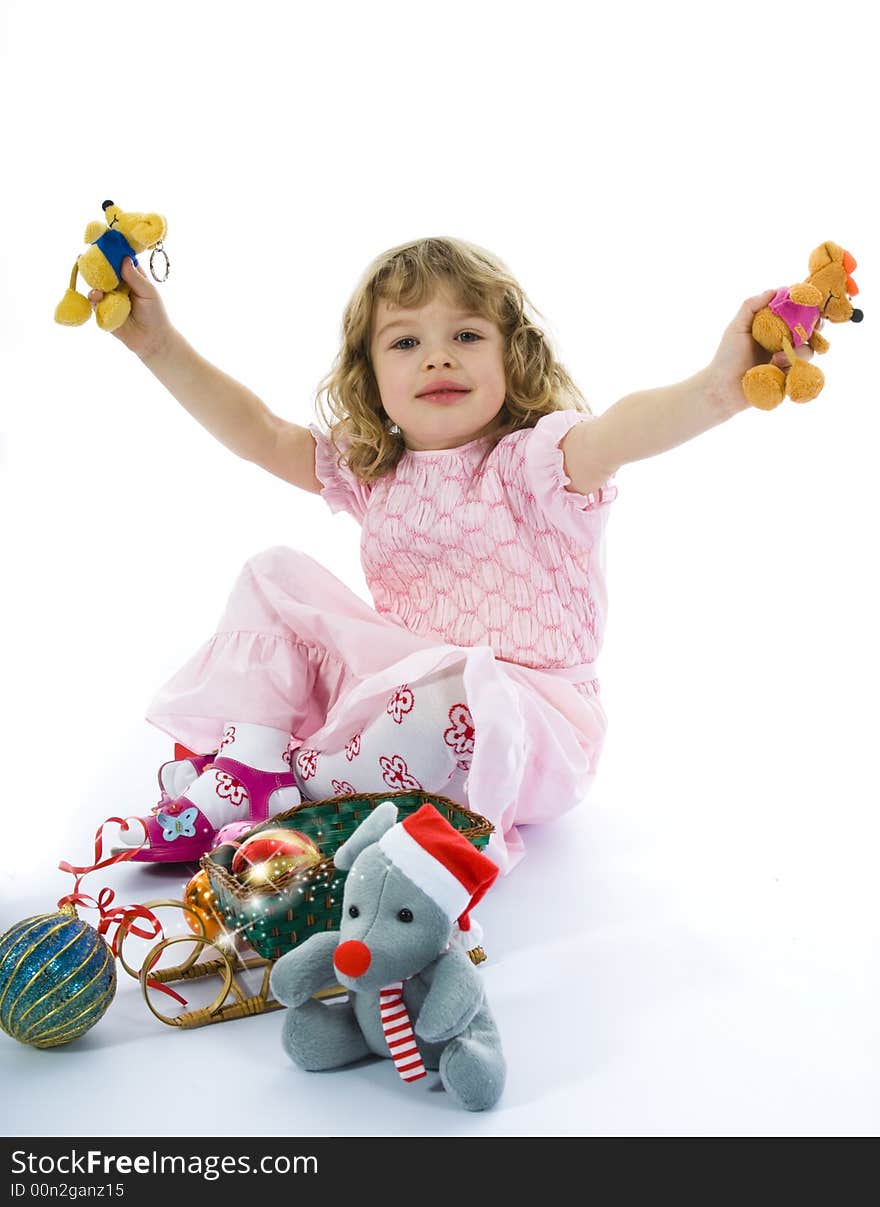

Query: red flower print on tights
[282,735,300,767]
[217,725,236,755]
[379,755,422,792]
[295,748,320,781]
[332,779,356,797]
[214,770,248,807]
[387,685,414,725]
[345,733,362,762]
[444,703,475,763]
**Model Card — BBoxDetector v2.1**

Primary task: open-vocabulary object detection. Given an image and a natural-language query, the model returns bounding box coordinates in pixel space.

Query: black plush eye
[397,908,413,923]
[348,905,360,918]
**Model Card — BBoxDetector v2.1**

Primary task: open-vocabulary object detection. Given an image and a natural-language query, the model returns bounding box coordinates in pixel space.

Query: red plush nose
[334,940,371,977]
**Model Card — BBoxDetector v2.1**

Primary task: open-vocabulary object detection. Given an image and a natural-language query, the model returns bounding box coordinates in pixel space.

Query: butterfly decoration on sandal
[156,806,199,843]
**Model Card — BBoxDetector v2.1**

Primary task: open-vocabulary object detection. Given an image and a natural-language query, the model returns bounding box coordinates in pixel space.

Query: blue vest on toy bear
[93,228,139,279]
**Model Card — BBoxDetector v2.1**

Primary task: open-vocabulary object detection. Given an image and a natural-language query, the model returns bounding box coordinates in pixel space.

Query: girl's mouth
[419,389,471,404]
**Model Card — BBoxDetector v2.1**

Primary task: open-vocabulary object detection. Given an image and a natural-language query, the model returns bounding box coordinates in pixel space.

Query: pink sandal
[158,750,215,798]
[116,754,301,864]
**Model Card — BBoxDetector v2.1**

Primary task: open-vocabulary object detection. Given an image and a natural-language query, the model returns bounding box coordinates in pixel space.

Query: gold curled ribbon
[115,896,215,1008]
[140,934,235,1025]
[115,897,274,1027]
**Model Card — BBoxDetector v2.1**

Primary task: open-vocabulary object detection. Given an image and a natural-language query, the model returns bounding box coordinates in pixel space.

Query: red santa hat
[377,804,498,945]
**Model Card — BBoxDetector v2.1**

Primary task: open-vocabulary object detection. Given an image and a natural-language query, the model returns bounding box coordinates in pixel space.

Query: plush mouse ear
[333,800,399,871]
[128,214,168,247]
[809,241,844,275]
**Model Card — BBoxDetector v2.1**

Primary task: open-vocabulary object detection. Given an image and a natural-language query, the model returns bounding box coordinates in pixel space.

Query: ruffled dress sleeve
[521,410,617,545]
[308,424,375,524]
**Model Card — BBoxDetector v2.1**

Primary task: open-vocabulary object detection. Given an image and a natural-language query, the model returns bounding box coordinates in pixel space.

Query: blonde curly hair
[315,235,590,482]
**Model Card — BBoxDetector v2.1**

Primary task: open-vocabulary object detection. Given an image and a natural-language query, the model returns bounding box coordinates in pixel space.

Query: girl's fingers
[744,289,777,312]
[121,256,155,294]
[731,290,779,334]
[89,258,150,301]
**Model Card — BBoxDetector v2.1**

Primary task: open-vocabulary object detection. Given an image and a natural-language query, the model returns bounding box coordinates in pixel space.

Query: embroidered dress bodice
[310,410,616,679]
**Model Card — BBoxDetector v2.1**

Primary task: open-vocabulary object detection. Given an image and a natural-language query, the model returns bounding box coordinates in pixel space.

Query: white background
[1,0,878,1138]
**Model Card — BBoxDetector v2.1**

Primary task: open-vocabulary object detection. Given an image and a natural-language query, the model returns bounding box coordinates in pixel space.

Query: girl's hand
[88,256,174,361]
[705,289,822,412]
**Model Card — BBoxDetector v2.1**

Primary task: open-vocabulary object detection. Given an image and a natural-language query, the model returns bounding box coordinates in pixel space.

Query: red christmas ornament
[231,828,322,887]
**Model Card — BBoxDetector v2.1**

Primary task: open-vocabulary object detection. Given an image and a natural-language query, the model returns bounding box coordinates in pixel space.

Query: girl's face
[369,286,507,451]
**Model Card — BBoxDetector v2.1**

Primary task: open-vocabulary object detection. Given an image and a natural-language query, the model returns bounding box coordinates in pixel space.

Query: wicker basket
[201,791,493,961]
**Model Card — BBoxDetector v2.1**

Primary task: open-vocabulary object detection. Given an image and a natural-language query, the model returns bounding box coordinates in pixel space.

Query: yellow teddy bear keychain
[54,200,169,333]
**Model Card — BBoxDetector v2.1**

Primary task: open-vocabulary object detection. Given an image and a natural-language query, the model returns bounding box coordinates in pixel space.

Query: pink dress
[146,409,617,872]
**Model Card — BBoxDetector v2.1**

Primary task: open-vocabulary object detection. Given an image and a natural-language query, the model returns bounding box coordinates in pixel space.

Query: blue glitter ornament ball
[0,904,116,1048]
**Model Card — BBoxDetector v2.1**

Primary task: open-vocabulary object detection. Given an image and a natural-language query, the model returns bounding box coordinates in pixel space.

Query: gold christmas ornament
[183,869,225,943]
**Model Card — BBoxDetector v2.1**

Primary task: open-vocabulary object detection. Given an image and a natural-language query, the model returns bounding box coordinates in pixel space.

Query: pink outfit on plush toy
[768,287,821,348]
[146,409,615,872]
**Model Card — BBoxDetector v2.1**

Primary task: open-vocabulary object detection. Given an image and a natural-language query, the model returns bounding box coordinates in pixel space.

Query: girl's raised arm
[140,328,322,493]
[560,291,817,497]
[90,257,323,495]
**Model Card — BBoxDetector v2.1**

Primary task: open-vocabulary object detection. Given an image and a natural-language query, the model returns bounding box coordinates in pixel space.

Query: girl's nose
[423,344,458,370]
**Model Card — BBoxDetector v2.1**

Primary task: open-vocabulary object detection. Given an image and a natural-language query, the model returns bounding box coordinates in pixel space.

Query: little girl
[90,237,815,872]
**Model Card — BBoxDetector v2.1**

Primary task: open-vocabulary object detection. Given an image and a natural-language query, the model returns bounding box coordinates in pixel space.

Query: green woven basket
[201,791,493,962]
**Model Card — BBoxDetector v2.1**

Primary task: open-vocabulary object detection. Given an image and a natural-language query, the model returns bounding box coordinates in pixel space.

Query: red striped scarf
[379,981,426,1083]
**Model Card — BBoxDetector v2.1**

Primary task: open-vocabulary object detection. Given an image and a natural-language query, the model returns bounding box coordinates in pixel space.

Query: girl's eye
[392,331,482,350]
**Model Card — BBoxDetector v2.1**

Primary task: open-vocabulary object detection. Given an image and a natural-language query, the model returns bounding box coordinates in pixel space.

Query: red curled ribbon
[57,815,188,1006]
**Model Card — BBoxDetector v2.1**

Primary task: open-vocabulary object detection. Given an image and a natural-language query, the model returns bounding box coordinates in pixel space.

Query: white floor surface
[2,722,877,1139]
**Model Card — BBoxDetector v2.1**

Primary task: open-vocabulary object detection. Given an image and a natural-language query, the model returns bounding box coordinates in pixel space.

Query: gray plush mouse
[269,801,505,1111]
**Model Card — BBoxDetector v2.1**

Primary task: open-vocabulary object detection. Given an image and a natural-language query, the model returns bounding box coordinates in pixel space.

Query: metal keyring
[149,240,171,283]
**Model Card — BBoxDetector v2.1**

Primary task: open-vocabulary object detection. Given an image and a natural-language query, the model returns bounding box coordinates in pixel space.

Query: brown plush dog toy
[54,200,168,333]
[742,241,863,410]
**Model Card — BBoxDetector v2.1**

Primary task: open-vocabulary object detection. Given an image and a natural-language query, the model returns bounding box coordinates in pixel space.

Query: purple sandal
[116,755,301,864]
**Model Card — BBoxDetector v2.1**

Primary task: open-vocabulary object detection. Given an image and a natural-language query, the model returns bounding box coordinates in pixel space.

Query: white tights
[291,666,475,804]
